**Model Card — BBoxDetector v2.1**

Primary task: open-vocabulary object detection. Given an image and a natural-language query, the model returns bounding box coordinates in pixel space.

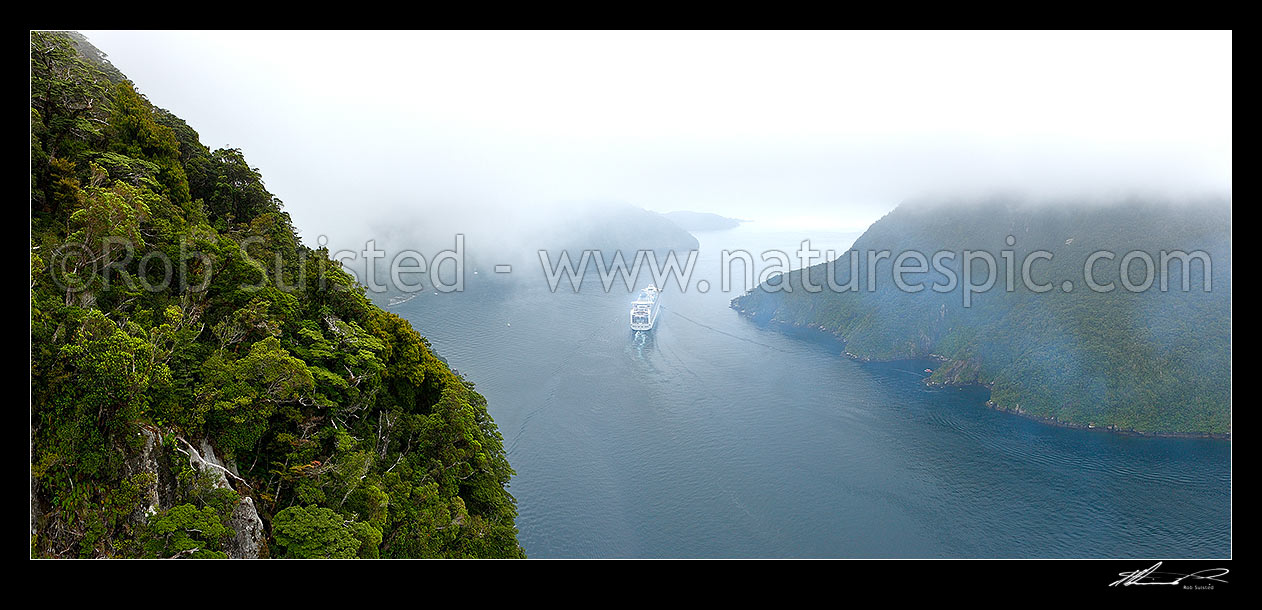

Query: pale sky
[77,30,1232,239]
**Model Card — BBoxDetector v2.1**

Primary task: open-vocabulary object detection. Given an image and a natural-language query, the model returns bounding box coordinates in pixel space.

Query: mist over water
[390,226,1230,558]
[79,30,1231,244]
[67,30,1231,558]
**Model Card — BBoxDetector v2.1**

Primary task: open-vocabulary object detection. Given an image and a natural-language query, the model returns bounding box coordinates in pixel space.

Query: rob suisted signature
[1109,562,1229,587]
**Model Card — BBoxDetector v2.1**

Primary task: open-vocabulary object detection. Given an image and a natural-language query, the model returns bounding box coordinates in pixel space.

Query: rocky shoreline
[731,307,1231,441]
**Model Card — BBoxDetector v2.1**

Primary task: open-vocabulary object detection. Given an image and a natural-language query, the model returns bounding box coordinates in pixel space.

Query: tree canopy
[732,197,1231,436]
[30,31,524,558]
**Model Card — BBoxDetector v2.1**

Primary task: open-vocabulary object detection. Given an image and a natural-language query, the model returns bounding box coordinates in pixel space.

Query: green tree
[271,505,367,559]
[199,336,314,456]
[106,80,191,211]
[140,504,229,559]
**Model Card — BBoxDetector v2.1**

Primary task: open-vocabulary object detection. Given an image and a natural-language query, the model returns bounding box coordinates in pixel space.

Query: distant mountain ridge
[345,201,699,296]
[731,196,1231,436]
[663,210,743,231]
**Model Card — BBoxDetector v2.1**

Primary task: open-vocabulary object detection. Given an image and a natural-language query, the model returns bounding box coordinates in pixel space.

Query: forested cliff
[732,197,1231,436]
[30,32,524,558]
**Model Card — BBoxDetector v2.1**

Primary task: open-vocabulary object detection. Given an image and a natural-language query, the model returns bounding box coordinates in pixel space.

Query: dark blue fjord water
[389,226,1231,558]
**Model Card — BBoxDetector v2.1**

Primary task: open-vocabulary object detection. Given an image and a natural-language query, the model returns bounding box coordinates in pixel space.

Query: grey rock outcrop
[226,496,266,559]
[114,427,266,559]
[180,437,265,559]
[124,428,161,521]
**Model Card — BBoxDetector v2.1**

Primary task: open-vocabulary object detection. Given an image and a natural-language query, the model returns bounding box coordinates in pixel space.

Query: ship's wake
[506,314,621,456]
[667,308,793,354]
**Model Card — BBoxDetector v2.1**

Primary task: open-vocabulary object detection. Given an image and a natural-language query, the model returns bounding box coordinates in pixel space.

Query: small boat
[387,294,418,307]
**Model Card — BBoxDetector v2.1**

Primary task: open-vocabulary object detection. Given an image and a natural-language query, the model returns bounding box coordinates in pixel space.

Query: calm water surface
[389,225,1231,558]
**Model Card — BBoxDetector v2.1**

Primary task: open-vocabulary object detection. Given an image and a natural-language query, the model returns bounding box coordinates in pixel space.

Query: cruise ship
[629,285,661,331]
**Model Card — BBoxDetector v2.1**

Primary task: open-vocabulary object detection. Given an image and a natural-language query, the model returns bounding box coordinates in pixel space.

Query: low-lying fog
[79,30,1232,252]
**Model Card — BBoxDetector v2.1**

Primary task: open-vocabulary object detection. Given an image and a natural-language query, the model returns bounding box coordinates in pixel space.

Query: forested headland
[30,31,524,558]
[732,197,1231,436]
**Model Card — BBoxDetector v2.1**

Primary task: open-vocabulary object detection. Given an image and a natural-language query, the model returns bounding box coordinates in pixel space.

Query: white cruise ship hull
[629,285,661,331]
